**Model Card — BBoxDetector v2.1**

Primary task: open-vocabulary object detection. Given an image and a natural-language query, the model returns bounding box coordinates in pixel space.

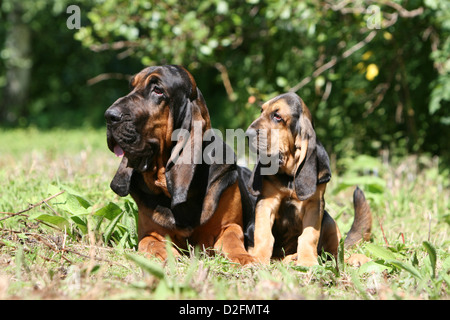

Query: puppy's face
[247,92,313,174]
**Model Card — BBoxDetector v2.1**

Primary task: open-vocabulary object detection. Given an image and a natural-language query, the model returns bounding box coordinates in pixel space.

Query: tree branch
[215,62,236,101]
[89,41,139,52]
[87,73,131,86]
[289,31,377,93]
[0,191,65,222]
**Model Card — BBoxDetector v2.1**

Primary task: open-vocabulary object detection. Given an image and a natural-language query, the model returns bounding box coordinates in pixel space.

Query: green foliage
[1,0,449,164]
[29,184,139,249]
[333,154,387,209]
[425,0,450,123]
[360,241,450,299]
[125,241,200,299]
[71,0,450,161]
[0,0,140,127]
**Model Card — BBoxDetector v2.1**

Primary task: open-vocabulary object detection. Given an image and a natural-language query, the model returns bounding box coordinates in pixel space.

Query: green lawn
[0,128,449,300]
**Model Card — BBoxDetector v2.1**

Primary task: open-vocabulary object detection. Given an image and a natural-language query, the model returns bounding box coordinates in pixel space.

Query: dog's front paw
[296,256,319,267]
[228,253,258,266]
[282,253,298,264]
[345,254,371,267]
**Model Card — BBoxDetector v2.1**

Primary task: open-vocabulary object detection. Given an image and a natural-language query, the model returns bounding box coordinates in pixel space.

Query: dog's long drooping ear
[165,95,196,207]
[165,84,237,225]
[165,85,210,209]
[110,157,134,197]
[294,107,331,200]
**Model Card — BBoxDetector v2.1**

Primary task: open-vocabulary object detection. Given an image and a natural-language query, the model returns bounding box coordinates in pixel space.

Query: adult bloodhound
[105,65,256,265]
[245,92,372,266]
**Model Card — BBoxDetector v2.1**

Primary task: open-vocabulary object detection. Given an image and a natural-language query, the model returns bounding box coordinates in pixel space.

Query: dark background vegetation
[1,0,449,166]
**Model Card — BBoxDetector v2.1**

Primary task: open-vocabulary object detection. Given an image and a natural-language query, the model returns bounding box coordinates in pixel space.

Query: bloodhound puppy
[246,92,372,266]
[105,65,256,265]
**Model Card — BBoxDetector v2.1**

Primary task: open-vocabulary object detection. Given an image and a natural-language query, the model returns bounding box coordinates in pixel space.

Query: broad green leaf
[73,195,91,209]
[61,193,90,215]
[359,260,392,275]
[388,260,423,280]
[365,243,397,261]
[31,214,70,229]
[423,241,437,278]
[103,211,124,244]
[125,253,165,279]
[49,184,91,211]
[70,215,88,235]
[94,202,123,220]
[47,184,63,197]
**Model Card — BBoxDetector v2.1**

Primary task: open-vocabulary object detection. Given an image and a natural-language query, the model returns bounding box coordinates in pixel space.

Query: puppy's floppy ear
[110,157,134,197]
[294,109,331,200]
[316,139,331,185]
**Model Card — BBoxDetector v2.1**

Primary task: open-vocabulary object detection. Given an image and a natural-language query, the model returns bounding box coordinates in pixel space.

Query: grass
[0,127,449,300]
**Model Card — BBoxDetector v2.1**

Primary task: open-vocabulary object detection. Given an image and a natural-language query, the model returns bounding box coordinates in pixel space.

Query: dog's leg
[137,208,180,261]
[194,182,256,265]
[296,185,326,266]
[138,232,180,260]
[215,223,256,265]
[296,208,322,266]
[251,196,281,264]
[317,210,341,258]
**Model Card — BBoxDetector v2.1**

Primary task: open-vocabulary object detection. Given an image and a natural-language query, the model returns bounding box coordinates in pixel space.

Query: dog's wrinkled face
[247,92,312,175]
[105,65,196,172]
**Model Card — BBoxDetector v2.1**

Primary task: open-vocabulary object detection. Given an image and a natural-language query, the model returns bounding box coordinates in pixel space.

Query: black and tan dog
[105,65,256,265]
[246,92,372,266]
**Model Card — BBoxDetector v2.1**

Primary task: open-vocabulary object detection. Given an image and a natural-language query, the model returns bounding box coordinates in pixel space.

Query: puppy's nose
[245,127,258,139]
[105,108,123,123]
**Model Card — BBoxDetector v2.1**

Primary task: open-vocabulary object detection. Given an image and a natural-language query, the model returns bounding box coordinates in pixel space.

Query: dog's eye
[152,86,164,96]
[273,112,283,122]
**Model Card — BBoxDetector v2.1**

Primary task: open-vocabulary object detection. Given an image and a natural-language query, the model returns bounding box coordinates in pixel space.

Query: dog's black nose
[105,108,123,123]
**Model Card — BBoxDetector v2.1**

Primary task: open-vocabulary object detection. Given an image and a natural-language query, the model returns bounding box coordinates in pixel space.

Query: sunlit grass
[0,128,449,300]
